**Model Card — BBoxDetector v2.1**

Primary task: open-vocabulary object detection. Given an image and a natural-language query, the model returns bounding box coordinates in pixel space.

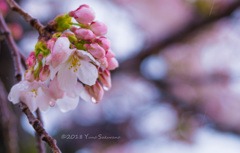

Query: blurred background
[1,0,240,152]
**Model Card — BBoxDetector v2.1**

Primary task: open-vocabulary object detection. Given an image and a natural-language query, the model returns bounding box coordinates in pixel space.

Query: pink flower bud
[99,70,111,90]
[84,42,105,58]
[105,50,118,70]
[85,81,104,103]
[90,21,107,36]
[24,70,34,82]
[107,57,119,70]
[47,38,56,51]
[26,52,36,68]
[39,65,50,81]
[97,36,111,51]
[69,5,95,25]
[71,27,96,40]
[106,50,115,58]
[97,57,108,70]
[37,53,43,61]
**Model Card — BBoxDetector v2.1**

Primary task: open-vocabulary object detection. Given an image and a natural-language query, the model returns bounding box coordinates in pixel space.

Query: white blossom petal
[66,82,84,98]
[49,77,64,99]
[76,50,99,66]
[36,87,51,111]
[8,81,36,104]
[8,81,52,112]
[22,96,37,112]
[77,60,98,86]
[56,95,79,112]
[51,37,74,68]
[80,87,91,102]
[49,64,62,80]
[8,83,22,104]
[57,62,77,91]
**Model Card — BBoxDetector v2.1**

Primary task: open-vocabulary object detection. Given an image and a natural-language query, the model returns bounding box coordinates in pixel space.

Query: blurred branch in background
[0,2,61,152]
[1,0,240,152]
[5,0,48,37]
[0,10,21,81]
[0,79,18,153]
[152,78,240,136]
[113,0,240,141]
[119,0,240,72]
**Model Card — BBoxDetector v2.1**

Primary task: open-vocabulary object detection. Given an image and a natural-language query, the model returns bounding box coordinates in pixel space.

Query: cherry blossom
[8,4,119,112]
[84,42,105,59]
[46,37,73,68]
[83,81,104,103]
[8,81,52,111]
[69,4,95,25]
[99,70,112,90]
[71,27,96,40]
[49,37,99,91]
[26,52,36,68]
[90,21,107,36]
[106,50,119,70]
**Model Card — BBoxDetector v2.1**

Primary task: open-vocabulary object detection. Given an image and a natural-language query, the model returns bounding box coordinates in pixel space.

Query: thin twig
[0,11,22,81]
[35,109,46,153]
[0,8,62,153]
[5,0,51,37]
[19,103,61,153]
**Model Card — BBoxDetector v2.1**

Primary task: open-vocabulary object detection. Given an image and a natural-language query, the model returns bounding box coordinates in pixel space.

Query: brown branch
[119,1,240,72]
[151,78,240,135]
[20,53,27,69]
[0,8,62,153]
[19,103,61,153]
[35,109,46,153]
[0,79,19,153]
[0,11,22,81]
[5,0,51,37]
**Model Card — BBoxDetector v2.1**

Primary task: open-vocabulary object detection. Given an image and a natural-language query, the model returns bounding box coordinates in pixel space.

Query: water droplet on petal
[49,100,56,107]
[103,86,109,91]
[91,97,97,104]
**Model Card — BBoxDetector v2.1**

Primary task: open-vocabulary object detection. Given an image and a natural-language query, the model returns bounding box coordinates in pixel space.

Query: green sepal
[35,41,50,57]
[34,60,43,79]
[52,32,62,38]
[75,40,86,50]
[67,34,77,43]
[55,13,72,32]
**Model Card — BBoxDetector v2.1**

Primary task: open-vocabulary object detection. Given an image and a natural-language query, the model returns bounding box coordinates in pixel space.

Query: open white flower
[8,81,52,111]
[49,38,99,91]
[49,78,85,112]
[46,37,73,68]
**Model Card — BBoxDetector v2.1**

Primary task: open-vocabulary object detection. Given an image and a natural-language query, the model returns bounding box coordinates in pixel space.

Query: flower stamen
[69,55,81,72]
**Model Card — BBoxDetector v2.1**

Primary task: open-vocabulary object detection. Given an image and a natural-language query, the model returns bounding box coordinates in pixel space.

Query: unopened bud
[85,81,104,103]
[39,65,50,81]
[84,42,105,58]
[26,52,36,68]
[24,70,35,82]
[69,4,95,25]
[99,70,111,90]
[71,27,96,40]
[90,21,107,36]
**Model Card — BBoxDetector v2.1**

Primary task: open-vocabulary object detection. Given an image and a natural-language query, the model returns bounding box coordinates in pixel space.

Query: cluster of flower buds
[8,5,118,112]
